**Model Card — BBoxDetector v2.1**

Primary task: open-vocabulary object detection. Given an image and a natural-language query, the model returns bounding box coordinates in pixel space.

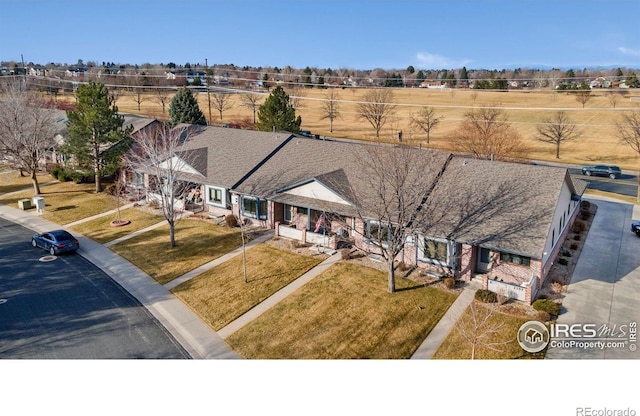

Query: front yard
[0,180,118,225]
[109,218,243,285]
[172,244,324,330]
[69,207,164,244]
[226,262,459,359]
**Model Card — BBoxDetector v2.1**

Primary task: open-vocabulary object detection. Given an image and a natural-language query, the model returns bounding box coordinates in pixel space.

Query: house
[127,126,586,304]
[130,126,295,216]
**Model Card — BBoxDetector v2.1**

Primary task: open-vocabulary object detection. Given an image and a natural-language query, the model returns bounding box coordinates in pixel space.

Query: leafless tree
[574,89,593,108]
[132,89,146,111]
[451,106,529,161]
[320,88,341,133]
[410,106,442,145]
[240,92,263,124]
[0,78,58,195]
[153,86,173,114]
[452,301,510,359]
[123,124,199,248]
[617,110,640,202]
[470,91,479,105]
[211,91,234,121]
[606,91,624,108]
[285,84,304,109]
[346,145,453,293]
[535,111,581,159]
[356,89,397,138]
[617,110,640,154]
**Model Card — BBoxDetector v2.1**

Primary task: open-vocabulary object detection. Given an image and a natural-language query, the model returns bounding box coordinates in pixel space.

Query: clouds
[416,52,473,70]
[618,47,640,57]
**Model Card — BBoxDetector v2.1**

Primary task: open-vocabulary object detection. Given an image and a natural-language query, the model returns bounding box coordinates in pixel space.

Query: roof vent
[462,159,467,166]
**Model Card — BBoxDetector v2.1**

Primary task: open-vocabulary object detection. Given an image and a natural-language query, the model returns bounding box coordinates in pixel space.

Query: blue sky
[2,0,639,70]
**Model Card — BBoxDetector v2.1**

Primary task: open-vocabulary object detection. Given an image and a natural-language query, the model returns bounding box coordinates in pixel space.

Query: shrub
[535,310,551,322]
[57,171,68,182]
[570,242,578,250]
[572,220,586,233]
[340,248,350,260]
[225,214,239,228]
[561,250,571,257]
[71,171,89,184]
[443,277,455,289]
[397,262,411,271]
[558,258,569,266]
[580,200,591,210]
[532,298,561,316]
[573,234,582,241]
[475,289,497,303]
[580,209,591,221]
[49,165,63,180]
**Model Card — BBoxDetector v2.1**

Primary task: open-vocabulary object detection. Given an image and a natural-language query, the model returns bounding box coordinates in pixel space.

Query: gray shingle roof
[178,127,294,188]
[423,156,571,257]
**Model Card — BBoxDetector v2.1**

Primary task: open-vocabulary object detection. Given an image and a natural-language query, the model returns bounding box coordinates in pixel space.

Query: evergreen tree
[626,72,640,88]
[65,81,130,193]
[256,86,301,133]
[169,87,206,126]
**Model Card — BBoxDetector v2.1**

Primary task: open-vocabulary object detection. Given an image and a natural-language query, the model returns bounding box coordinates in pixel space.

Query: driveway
[546,196,640,359]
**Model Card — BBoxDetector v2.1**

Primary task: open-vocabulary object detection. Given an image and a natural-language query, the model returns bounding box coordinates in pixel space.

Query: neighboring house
[128,126,586,304]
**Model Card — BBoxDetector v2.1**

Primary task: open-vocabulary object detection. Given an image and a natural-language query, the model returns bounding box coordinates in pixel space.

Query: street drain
[39,255,57,262]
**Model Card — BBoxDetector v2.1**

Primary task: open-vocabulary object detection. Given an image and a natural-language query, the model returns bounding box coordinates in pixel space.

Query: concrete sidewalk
[217,251,343,338]
[411,281,480,359]
[0,203,239,359]
[165,230,275,290]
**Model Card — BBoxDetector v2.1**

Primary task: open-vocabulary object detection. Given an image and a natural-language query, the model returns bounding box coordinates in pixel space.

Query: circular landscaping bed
[110,219,131,227]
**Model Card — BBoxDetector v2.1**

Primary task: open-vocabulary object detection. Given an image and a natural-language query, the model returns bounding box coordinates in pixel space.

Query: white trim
[205,185,226,208]
[417,236,453,267]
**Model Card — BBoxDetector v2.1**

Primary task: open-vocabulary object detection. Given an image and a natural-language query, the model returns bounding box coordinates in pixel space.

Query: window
[296,206,307,215]
[284,204,292,222]
[366,220,392,245]
[132,172,144,187]
[418,237,451,266]
[242,196,267,220]
[206,186,225,207]
[500,252,531,266]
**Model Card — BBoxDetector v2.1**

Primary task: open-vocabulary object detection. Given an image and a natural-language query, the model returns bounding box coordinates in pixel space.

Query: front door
[477,247,492,273]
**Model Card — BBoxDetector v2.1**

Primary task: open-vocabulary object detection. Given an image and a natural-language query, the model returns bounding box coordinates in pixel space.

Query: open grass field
[226,262,458,359]
[57,86,640,169]
[0,180,118,225]
[68,207,165,244]
[171,244,324,330]
[109,218,242,285]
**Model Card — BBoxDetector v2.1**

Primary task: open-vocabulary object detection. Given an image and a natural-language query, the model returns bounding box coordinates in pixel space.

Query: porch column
[275,221,280,237]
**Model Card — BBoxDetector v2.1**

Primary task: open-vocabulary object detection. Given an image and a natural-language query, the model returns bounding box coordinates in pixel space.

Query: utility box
[32,196,45,213]
[18,199,32,210]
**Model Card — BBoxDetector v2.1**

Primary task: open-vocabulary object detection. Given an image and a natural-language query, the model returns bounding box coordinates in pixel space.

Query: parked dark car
[581,164,621,179]
[32,230,79,255]
[632,221,640,237]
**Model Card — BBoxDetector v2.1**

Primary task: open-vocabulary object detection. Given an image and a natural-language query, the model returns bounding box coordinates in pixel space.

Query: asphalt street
[0,217,190,359]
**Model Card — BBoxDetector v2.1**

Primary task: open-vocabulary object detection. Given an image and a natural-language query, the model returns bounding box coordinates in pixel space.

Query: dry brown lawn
[171,243,324,330]
[109,218,242,285]
[68,207,165,244]
[57,86,640,169]
[0,180,118,225]
[226,262,458,359]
